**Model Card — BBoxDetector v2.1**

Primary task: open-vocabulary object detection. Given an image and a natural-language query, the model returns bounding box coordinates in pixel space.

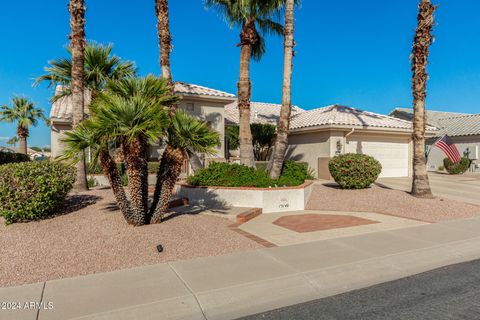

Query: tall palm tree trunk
[269,0,295,179]
[151,145,184,223]
[99,149,136,224]
[123,137,149,225]
[155,0,173,95]
[238,21,257,168]
[411,0,435,198]
[17,126,28,155]
[69,0,88,192]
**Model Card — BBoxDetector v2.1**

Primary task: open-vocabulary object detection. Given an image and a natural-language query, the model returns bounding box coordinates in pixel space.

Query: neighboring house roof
[290,105,436,132]
[225,101,305,125]
[437,114,480,137]
[389,107,471,128]
[390,107,480,137]
[50,82,235,122]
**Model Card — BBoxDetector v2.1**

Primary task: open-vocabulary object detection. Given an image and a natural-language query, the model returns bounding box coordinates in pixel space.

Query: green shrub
[148,162,159,174]
[87,176,97,188]
[443,158,471,175]
[87,161,125,175]
[277,160,314,186]
[0,151,30,165]
[328,153,382,189]
[438,165,445,171]
[187,160,312,188]
[0,161,76,224]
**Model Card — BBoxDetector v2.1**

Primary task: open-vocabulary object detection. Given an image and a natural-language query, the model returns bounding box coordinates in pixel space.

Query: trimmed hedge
[0,151,30,165]
[187,160,313,188]
[0,161,76,224]
[329,153,382,189]
[443,158,471,175]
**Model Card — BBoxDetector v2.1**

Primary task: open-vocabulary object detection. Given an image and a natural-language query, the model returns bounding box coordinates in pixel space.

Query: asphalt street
[239,259,480,320]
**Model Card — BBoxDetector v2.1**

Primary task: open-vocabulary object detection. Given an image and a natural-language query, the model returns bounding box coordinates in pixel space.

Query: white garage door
[345,138,409,177]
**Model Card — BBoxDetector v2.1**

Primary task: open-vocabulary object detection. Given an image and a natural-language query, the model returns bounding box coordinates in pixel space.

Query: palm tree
[0,97,47,154]
[269,0,295,179]
[60,120,136,224]
[150,111,221,223]
[155,0,173,90]
[6,136,19,148]
[68,0,88,191]
[205,0,284,167]
[35,42,137,101]
[411,0,436,198]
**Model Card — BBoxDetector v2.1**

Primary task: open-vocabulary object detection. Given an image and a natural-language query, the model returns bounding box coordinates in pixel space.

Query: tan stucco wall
[51,98,227,162]
[427,135,480,171]
[287,129,413,178]
[51,122,72,158]
[287,131,332,177]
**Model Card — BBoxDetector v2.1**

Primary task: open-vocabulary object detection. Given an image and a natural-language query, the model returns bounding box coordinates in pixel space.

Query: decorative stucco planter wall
[177,181,314,213]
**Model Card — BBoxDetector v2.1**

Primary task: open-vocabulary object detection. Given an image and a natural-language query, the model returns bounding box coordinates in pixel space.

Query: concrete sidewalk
[4,217,480,320]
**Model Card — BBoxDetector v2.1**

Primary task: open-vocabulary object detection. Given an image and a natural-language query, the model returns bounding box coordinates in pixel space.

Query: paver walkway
[238,210,427,246]
[4,217,480,320]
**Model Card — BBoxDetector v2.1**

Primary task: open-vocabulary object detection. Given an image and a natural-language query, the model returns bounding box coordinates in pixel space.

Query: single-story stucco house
[225,103,436,178]
[50,83,236,167]
[390,108,480,172]
[50,82,433,179]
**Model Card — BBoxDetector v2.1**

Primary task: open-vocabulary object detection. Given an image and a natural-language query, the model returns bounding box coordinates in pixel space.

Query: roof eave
[177,93,236,104]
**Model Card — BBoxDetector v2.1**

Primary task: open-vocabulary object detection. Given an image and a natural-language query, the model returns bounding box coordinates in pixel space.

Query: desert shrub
[187,161,312,188]
[277,160,314,186]
[443,158,471,175]
[87,176,97,188]
[438,165,445,171]
[329,153,382,189]
[87,161,125,175]
[0,151,30,165]
[148,162,159,174]
[0,161,76,224]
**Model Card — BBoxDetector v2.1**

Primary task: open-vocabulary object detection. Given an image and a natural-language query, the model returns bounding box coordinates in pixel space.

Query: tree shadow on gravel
[54,194,102,217]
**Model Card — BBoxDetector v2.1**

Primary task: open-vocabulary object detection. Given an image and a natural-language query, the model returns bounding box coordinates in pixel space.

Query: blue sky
[1,0,479,147]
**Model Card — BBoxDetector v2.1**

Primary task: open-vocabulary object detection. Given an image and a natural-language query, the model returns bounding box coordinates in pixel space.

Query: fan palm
[150,110,221,223]
[411,0,436,198]
[205,0,285,167]
[35,42,137,101]
[0,97,47,154]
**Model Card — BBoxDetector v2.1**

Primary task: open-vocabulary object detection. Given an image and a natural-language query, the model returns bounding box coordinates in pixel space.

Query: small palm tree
[0,97,47,154]
[150,111,221,223]
[60,76,176,226]
[35,42,137,101]
[205,0,285,167]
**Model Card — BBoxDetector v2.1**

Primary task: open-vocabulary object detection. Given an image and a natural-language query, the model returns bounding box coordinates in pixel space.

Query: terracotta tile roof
[174,82,235,99]
[50,82,235,121]
[225,101,304,125]
[49,86,92,122]
[290,105,436,131]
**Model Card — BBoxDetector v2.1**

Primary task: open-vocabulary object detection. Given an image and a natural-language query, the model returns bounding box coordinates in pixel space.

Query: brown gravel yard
[307,183,480,223]
[0,188,261,288]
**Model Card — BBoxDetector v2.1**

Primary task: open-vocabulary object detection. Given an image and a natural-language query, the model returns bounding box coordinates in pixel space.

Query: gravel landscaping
[307,183,480,223]
[0,188,261,288]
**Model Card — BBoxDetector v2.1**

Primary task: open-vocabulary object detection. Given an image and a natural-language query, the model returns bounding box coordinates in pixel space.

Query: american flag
[434,135,461,163]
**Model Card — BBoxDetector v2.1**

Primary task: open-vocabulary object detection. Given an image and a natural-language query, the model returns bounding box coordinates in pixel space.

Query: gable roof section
[290,105,436,131]
[225,101,304,125]
[50,82,235,122]
[174,82,235,99]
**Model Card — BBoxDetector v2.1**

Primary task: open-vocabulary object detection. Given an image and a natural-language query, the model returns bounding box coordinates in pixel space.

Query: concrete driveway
[377,173,480,206]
